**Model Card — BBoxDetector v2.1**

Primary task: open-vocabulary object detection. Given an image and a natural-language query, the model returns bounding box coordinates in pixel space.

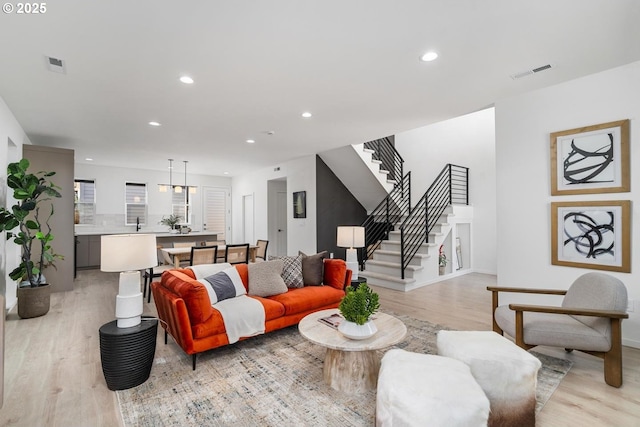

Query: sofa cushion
[161,270,214,325]
[323,258,348,290]
[299,250,328,286]
[248,259,288,297]
[268,286,345,315]
[268,255,304,288]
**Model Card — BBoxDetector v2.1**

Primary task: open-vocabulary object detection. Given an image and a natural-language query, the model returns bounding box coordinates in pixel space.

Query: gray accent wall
[315,156,367,260]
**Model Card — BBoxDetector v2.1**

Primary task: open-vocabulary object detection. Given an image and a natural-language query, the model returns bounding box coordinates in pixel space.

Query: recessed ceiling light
[85,158,93,161]
[223,171,229,175]
[148,121,161,126]
[246,139,256,144]
[179,76,194,84]
[301,112,312,118]
[420,51,438,62]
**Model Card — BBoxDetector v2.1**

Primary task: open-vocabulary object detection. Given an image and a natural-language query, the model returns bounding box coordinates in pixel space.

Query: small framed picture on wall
[293,191,306,218]
[550,119,630,195]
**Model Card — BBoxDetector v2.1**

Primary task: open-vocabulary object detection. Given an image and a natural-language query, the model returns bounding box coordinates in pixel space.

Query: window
[74,179,95,225]
[171,187,192,224]
[203,187,228,240]
[125,182,147,225]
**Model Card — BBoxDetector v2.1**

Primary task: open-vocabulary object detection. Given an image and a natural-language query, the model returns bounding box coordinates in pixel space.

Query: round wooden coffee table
[299,308,407,393]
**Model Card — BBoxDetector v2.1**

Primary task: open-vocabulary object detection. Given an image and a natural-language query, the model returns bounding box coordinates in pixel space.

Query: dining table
[161,245,259,268]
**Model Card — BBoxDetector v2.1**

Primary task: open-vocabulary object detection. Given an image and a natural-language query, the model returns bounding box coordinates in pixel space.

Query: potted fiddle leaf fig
[338,283,380,339]
[0,159,63,318]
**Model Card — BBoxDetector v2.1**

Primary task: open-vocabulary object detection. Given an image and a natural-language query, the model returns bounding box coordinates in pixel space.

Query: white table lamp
[101,234,158,328]
[337,226,365,280]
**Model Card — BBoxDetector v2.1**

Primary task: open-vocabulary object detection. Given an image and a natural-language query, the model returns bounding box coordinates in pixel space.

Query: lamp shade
[337,226,365,248]
[101,234,158,272]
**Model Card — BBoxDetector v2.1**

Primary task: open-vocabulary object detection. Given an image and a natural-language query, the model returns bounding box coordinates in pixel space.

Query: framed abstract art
[551,200,631,272]
[550,119,630,195]
[293,191,306,218]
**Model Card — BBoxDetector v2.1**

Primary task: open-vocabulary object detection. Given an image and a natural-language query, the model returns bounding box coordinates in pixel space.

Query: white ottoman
[437,331,542,427]
[376,349,490,427]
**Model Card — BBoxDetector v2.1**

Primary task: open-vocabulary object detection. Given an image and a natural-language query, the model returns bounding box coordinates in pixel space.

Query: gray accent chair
[488,272,629,387]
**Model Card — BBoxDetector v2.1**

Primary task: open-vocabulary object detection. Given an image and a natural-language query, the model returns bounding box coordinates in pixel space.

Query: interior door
[202,187,229,240]
[276,191,287,256]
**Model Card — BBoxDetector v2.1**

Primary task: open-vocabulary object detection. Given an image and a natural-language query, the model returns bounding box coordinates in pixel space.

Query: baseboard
[622,338,640,349]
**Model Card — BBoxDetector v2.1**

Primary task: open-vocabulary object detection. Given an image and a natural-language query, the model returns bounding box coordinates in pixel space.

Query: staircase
[350,139,471,292]
[363,204,473,291]
[318,141,396,212]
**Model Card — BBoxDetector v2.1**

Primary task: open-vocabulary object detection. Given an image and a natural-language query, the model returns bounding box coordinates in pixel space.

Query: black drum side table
[350,276,367,290]
[99,316,158,390]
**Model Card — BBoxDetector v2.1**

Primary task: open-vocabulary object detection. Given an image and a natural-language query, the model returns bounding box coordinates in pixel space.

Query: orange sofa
[151,259,352,369]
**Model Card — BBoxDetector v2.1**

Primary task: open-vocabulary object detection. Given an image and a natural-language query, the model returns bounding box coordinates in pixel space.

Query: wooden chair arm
[486,286,567,295]
[508,303,629,319]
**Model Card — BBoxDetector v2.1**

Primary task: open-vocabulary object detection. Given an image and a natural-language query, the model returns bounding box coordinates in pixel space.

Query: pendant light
[158,159,174,192]
[183,160,197,194]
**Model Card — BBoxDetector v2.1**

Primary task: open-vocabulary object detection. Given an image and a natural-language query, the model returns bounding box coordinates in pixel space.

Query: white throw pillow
[198,267,246,305]
[188,263,232,279]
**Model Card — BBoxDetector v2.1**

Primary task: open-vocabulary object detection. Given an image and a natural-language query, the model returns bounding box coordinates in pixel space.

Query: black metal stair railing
[360,172,411,267]
[399,164,469,279]
[363,137,404,185]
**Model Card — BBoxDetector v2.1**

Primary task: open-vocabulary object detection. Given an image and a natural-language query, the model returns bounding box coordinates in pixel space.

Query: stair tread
[360,271,416,284]
[383,240,436,247]
[366,260,423,271]
[375,250,430,258]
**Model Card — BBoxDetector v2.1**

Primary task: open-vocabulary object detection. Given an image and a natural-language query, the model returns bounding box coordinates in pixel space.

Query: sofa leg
[164,330,168,345]
[192,354,197,370]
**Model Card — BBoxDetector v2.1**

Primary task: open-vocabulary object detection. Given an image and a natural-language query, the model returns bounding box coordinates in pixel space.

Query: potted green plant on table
[338,282,380,339]
[0,159,63,318]
[159,214,182,233]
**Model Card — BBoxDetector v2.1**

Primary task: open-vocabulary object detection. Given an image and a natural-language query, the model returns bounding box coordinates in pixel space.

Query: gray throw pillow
[298,250,328,286]
[268,255,304,288]
[248,259,288,297]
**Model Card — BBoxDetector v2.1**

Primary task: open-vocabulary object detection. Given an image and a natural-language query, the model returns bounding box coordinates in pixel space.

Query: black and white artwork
[551,200,630,272]
[293,191,306,218]
[551,120,629,195]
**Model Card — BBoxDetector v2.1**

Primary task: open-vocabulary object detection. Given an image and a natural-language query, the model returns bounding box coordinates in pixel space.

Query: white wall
[0,96,30,310]
[232,155,317,255]
[395,108,497,275]
[74,163,231,234]
[495,60,640,348]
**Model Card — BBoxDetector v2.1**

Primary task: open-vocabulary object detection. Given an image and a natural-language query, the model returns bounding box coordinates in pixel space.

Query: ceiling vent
[510,63,553,80]
[45,56,66,74]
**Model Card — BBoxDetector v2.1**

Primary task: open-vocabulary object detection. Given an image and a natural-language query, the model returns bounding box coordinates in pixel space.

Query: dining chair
[207,240,227,262]
[256,239,269,262]
[225,243,250,264]
[142,246,173,303]
[173,241,196,266]
[190,245,218,266]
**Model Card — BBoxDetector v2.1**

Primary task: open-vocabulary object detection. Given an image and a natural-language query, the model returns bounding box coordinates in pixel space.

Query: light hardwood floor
[1,270,639,426]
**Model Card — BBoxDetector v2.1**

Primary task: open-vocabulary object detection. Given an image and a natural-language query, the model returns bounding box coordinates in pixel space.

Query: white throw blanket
[213,295,265,344]
[188,263,266,344]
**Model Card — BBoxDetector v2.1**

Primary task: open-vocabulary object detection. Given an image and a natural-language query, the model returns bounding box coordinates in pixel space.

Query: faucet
[136,216,141,232]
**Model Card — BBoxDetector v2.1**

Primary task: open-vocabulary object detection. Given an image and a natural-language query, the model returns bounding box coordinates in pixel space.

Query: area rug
[117,314,572,426]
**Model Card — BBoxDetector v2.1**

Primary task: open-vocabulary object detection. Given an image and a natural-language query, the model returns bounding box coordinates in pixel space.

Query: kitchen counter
[74,230,215,236]
[75,231,220,270]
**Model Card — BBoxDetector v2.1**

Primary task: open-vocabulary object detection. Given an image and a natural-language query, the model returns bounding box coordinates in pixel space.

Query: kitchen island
[75,231,219,270]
